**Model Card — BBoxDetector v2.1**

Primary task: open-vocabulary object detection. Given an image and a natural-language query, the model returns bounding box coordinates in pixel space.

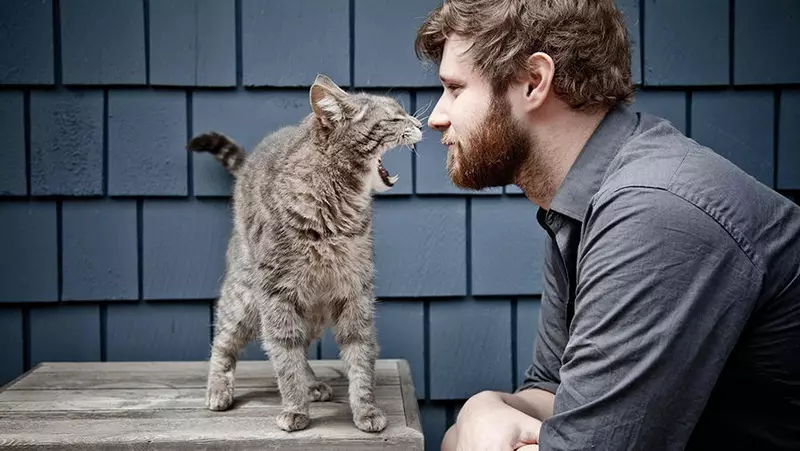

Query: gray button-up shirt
[518,105,800,450]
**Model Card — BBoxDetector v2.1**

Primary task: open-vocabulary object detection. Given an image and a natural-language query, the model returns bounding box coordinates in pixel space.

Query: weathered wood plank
[0,359,424,450]
[0,385,402,413]
[9,369,399,390]
[0,415,417,450]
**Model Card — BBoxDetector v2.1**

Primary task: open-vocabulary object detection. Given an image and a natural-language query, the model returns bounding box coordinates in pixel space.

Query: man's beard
[445,94,532,191]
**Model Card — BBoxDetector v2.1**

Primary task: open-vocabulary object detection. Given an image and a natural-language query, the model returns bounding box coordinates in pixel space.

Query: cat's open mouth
[377,158,398,186]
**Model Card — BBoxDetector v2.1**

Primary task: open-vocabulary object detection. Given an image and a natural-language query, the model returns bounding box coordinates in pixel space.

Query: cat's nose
[410,116,422,128]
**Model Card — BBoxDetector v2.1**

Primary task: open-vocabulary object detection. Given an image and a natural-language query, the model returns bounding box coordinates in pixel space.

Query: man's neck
[514,103,608,210]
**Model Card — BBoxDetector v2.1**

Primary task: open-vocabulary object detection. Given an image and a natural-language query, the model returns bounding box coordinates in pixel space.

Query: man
[414,0,800,450]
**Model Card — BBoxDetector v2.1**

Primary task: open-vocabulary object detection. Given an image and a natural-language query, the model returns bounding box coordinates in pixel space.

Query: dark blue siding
[429,299,513,399]
[471,197,544,296]
[62,199,138,301]
[142,199,231,300]
[779,91,800,190]
[516,299,541,388]
[0,0,54,85]
[692,91,775,186]
[0,201,58,302]
[734,0,800,85]
[353,0,440,87]
[149,0,237,87]
[108,89,188,196]
[30,304,101,365]
[106,302,212,361]
[60,0,146,85]
[0,91,27,196]
[372,198,467,298]
[0,308,24,385]
[30,90,104,196]
[643,0,729,86]
[242,0,350,87]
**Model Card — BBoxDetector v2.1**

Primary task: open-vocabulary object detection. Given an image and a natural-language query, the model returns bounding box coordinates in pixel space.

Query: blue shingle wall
[1,1,798,449]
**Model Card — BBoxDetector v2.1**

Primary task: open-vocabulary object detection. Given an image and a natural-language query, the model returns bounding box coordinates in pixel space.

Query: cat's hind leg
[206,288,258,411]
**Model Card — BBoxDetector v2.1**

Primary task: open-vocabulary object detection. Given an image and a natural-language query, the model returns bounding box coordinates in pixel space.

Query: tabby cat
[187,74,423,433]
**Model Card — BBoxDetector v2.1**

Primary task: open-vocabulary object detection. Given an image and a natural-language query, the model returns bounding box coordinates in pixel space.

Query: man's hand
[448,391,542,450]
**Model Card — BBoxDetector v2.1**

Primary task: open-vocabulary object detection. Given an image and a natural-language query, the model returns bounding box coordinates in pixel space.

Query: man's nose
[428,101,450,132]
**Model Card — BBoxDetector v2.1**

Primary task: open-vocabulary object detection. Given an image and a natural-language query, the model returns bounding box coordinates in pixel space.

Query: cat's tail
[186,131,246,176]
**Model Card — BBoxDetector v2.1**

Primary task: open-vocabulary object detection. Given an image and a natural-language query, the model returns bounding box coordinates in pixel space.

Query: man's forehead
[439,35,475,81]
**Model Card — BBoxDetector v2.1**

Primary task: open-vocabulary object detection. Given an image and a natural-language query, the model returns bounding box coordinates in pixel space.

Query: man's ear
[520,52,555,112]
[310,74,351,128]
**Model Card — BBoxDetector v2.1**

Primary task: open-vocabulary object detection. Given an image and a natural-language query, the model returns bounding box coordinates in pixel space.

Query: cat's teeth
[409,143,415,150]
[388,175,399,184]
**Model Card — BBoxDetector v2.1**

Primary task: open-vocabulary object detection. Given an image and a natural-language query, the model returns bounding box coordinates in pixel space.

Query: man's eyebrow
[439,75,464,85]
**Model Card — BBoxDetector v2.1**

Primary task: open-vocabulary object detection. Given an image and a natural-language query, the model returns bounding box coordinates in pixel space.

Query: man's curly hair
[415,0,635,112]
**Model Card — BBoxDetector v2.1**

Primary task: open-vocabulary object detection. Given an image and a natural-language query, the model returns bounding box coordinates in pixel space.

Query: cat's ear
[310,74,351,128]
[313,74,347,97]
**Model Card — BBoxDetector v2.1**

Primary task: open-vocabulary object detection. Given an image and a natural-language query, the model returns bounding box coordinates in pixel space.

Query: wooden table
[0,359,424,450]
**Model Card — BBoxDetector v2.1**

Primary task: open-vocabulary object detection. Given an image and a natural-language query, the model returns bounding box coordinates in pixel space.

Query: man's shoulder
[589,111,791,270]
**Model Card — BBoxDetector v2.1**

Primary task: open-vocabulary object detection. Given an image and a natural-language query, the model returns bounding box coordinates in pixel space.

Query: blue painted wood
[0,201,58,302]
[0,91,26,196]
[319,302,425,398]
[320,303,424,375]
[60,0,146,85]
[505,185,524,195]
[242,0,349,87]
[62,199,138,301]
[735,0,800,85]
[429,299,512,399]
[368,90,413,196]
[373,301,425,398]
[515,298,541,390]
[632,90,687,134]
[108,89,187,196]
[615,0,641,85]
[471,197,545,296]
[779,90,800,190]
[0,0,54,85]
[30,90,103,196]
[149,0,236,87]
[692,91,774,187]
[192,90,310,196]
[643,0,729,86]
[142,199,231,300]
[106,302,212,361]
[414,91,503,196]
[373,198,467,297]
[30,304,101,366]
[353,0,440,87]
[0,308,23,385]
[420,403,448,451]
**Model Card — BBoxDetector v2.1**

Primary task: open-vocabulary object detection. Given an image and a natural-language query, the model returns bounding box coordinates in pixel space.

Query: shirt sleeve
[517,233,569,396]
[538,187,763,450]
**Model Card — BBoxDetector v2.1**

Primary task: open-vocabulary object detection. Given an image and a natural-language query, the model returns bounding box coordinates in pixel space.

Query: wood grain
[0,359,424,450]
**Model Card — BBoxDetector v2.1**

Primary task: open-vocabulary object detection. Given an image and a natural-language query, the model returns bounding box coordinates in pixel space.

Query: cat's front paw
[353,404,387,432]
[205,377,234,411]
[309,381,333,402]
[276,410,311,432]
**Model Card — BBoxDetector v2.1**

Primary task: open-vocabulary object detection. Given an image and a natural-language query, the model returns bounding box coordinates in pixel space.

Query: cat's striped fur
[187,74,423,433]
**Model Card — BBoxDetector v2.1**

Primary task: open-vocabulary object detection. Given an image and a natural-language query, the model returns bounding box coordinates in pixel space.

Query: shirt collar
[547,104,640,222]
